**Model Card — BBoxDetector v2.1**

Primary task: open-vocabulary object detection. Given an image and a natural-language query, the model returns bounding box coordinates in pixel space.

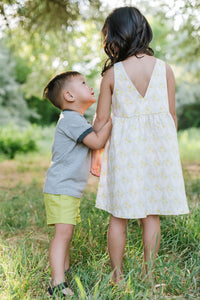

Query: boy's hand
[90,150,103,177]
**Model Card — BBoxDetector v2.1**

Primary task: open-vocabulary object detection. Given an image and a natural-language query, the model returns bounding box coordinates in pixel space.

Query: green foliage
[0,0,102,33]
[176,81,200,106]
[0,124,39,159]
[178,128,200,163]
[14,55,32,84]
[146,0,200,130]
[1,0,200,130]
[27,96,60,125]
[149,0,200,69]
[171,0,200,68]
[4,20,102,99]
[150,16,172,60]
[0,40,38,126]
[178,102,200,130]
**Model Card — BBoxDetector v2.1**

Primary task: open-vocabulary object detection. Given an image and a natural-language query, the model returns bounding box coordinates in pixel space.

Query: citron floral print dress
[96,59,189,219]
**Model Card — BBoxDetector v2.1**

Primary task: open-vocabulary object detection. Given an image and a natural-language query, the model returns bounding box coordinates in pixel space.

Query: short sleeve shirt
[43,110,93,198]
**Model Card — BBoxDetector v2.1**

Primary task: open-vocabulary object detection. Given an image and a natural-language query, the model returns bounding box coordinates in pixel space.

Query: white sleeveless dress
[95,58,189,219]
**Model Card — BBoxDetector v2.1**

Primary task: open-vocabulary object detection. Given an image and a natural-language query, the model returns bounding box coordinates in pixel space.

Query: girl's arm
[90,67,113,176]
[82,118,112,150]
[93,67,113,130]
[166,63,177,131]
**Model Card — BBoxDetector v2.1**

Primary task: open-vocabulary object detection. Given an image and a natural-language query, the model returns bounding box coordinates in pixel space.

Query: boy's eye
[82,81,86,84]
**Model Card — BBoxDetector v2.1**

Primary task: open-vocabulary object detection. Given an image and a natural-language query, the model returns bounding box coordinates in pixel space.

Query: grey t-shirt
[43,110,93,198]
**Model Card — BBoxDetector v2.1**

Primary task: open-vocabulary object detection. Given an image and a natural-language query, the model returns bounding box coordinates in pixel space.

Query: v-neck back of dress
[120,59,158,99]
[112,58,169,118]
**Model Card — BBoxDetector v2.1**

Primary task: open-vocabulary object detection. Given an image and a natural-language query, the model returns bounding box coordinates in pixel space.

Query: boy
[43,71,112,297]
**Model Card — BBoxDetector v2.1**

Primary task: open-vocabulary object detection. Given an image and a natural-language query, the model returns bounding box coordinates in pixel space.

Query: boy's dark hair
[101,6,154,75]
[43,71,81,109]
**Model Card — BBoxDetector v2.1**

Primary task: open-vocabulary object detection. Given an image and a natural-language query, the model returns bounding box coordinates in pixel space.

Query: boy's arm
[82,119,112,150]
[166,63,177,131]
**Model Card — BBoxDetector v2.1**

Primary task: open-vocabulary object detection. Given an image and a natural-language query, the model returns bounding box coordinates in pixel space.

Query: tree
[149,0,200,79]
[0,40,37,126]
[147,0,200,129]
[0,0,105,126]
[0,0,102,33]
[1,0,199,129]
[1,0,104,94]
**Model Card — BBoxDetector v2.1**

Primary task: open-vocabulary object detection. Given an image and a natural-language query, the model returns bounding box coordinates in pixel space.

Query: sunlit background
[0,0,199,134]
[0,2,199,299]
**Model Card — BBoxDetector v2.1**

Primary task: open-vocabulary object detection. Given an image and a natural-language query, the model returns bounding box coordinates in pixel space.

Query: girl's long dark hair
[101,6,154,76]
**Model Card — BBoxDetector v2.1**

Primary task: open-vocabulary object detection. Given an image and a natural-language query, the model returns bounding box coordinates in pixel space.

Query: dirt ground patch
[183,163,200,179]
[0,159,199,192]
[0,158,99,193]
[0,159,49,189]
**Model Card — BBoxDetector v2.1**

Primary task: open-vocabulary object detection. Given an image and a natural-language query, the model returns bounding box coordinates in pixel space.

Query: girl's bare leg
[141,215,161,276]
[107,215,129,282]
[49,223,74,296]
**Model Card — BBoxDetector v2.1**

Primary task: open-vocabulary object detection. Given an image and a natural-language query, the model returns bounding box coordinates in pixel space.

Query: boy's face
[67,75,96,107]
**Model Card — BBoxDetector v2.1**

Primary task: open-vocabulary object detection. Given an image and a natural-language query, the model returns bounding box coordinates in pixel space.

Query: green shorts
[44,193,81,226]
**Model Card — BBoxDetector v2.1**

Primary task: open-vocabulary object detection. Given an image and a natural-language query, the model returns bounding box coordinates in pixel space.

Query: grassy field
[0,127,200,299]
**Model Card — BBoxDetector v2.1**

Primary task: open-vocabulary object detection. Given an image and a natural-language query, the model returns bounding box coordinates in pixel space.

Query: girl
[91,6,189,282]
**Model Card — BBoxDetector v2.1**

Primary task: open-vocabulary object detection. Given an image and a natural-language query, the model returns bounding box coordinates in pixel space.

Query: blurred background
[0,0,199,160]
[0,3,199,299]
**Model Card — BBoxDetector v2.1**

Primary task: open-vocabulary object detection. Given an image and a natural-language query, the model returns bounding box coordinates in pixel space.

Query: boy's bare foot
[62,287,74,297]
[48,281,74,298]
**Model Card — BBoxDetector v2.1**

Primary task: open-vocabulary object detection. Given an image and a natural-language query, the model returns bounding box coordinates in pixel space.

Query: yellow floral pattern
[96,59,189,219]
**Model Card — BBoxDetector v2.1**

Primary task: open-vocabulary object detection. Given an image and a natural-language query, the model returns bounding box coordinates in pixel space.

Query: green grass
[0,127,200,299]
[178,128,200,163]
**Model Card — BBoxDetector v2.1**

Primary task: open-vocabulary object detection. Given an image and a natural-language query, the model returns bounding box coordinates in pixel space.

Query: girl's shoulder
[102,66,114,83]
[154,58,175,82]
[156,57,172,70]
[157,57,174,77]
[100,66,114,93]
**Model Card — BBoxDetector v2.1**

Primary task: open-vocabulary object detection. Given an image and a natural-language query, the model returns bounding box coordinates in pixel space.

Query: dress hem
[95,205,189,219]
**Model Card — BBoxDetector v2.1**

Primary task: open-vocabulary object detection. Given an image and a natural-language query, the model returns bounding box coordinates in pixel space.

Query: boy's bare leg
[141,215,161,277]
[107,215,129,282]
[49,223,74,296]
[64,246,70,272]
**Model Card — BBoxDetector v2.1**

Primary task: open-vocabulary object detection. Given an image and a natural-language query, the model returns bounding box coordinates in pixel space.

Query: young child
[91,6,189,283]
[43,71,112,297]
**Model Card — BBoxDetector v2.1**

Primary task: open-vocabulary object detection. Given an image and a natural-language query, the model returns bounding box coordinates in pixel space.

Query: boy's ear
[63,90,75,102]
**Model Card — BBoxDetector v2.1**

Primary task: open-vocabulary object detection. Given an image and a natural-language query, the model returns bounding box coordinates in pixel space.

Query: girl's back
[96,55,189,219]
[112,55,169,118]
[122,55,157,98]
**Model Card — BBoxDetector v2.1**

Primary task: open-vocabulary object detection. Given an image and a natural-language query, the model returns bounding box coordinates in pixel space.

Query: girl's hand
[90,150,103,177]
